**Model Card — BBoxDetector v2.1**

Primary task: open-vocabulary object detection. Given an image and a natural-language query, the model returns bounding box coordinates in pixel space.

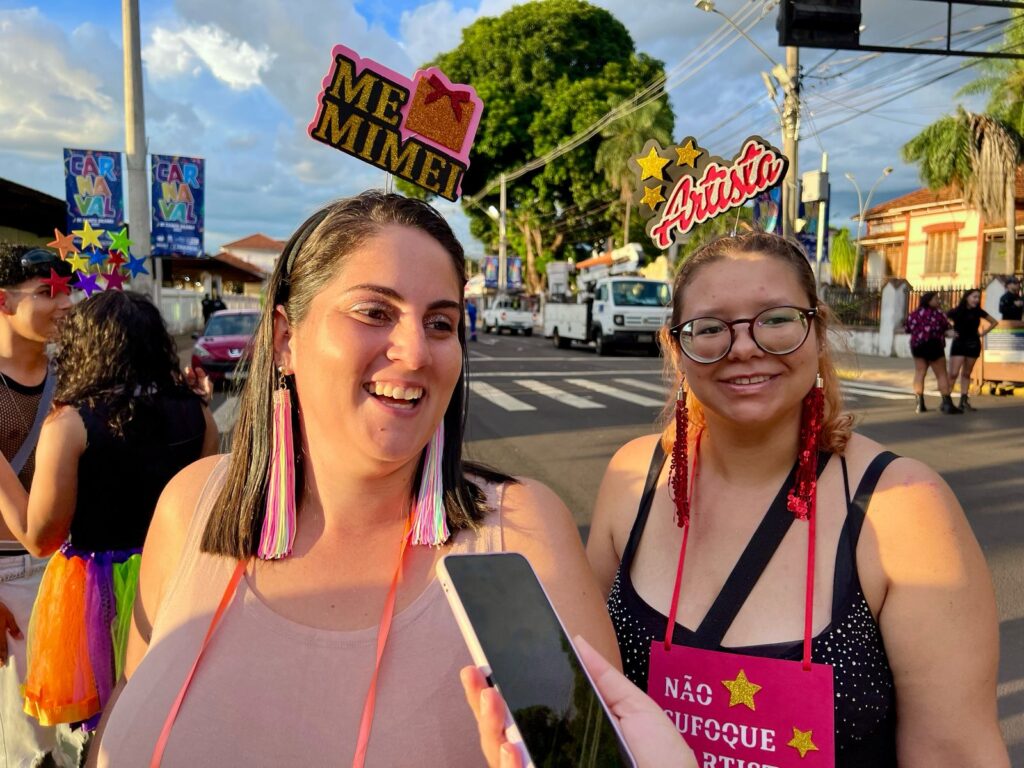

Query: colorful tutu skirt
[22,542,141,727]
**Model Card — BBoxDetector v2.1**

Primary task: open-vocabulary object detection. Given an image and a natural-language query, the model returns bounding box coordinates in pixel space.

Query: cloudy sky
[0,0,1013,255]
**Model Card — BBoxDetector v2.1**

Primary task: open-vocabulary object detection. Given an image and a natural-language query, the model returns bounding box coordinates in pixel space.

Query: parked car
[190,309,260,385]
[482,295,534,335]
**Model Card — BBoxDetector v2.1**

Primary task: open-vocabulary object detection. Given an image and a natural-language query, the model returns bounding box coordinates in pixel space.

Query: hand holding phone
[438,552,636,767]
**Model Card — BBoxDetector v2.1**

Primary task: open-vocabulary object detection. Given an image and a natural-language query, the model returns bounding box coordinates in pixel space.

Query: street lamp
[845,166,893,290]
[484,174,508,292]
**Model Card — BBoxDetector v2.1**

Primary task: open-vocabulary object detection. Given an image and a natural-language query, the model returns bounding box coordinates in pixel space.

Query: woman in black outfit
[947,289,998,411]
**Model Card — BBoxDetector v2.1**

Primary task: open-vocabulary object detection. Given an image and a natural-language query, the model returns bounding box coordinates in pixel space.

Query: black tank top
[608,445,899,767]
[70,391,206,552]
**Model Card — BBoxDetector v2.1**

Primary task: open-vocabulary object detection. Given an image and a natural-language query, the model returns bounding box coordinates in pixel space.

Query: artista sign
[631,136,788,249]
[308,45,483,201]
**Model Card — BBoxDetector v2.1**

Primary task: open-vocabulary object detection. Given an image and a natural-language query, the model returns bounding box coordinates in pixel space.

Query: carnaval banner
[631,136,788,250]
[151,155,205,257]
[483,256,499,289]
[649,644,835,768]
[308,44,483,201]
[507,256,523,290]
[63,148,124,248]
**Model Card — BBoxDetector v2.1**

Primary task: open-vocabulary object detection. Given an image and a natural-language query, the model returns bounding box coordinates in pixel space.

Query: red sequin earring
[669,382,690,527]
[787,373,825,520]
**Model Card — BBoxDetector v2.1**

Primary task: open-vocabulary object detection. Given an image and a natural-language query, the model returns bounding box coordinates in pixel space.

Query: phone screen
[444,553,632,767]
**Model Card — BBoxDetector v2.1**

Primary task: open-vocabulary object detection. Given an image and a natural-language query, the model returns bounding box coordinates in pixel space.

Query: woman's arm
[981,313,999,335]
[586,435,660,599]
[199,404,220,458]
[868,459,1008,768]
[0,407,86,556]
[502,477,622,670]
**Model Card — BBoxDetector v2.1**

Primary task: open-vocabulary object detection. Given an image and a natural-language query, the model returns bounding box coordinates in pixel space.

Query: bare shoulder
[502,476,575,532]
[609,433,662,470]
[43,405,86,440]
[147,453,228,555]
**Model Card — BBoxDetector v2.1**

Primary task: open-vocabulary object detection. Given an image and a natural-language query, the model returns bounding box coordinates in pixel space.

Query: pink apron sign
[648,643,834,768]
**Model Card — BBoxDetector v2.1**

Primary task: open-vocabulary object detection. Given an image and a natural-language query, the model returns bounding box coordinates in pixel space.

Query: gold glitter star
[721,669,762,710]
[73,221,104,250]
[787,727,819,759]
[636,146,670,181]
[640,184,666,209]
[66,251,90,274]
[675,139,703,168]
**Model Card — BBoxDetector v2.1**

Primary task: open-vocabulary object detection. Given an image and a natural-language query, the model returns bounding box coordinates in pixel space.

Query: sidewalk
[836,351,1024,398]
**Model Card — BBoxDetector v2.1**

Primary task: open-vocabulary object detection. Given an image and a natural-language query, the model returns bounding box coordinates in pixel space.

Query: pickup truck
[543,277,671,356]
[482,295,534,335]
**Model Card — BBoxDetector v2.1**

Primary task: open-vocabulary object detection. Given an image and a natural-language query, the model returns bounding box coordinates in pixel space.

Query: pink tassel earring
[669,382,690,528]
[787,373,825,521]
[258,367,298,559]
[409,422,449,546]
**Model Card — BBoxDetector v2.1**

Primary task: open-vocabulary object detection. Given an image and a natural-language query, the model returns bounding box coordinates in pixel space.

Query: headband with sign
[43,226,147,297]
[307,44,484,202]
[630,135,788,249]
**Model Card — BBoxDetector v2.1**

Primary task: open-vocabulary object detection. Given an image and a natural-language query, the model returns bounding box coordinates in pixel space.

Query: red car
[190,309,260,385]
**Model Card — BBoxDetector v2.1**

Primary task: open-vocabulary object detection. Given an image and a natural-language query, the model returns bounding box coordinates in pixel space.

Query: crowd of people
[0,193,1012,767]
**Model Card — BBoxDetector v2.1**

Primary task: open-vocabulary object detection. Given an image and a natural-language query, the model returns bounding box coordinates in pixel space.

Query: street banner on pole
[150,155,205,257]
[63,148,124,250]
[483,256,499,289]
[507,257,523,289]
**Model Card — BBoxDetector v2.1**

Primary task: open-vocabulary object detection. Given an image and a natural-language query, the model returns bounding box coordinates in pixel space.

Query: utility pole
[498,173,508,293]
[782,46,800,239]
[122,0,157,306]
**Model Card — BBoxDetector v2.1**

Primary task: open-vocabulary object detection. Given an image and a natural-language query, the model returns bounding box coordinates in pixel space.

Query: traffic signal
[778,0,861,49]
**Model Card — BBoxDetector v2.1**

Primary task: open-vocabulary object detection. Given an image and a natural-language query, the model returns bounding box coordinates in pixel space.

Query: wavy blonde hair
[658,232,853,455]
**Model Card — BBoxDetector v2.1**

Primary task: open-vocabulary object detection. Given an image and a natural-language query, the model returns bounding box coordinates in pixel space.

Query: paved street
[197,331,1024,759]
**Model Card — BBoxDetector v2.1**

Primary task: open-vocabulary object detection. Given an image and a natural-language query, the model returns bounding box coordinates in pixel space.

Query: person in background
[200,293,214,324]
[904,291,960,414]
[466,296,478,342]
[587,233,1006,767]
[210,292,227,315]
[947,288,998,411]
[999,276,1022,321]
[0,290,218,763]
[0,243,72,767]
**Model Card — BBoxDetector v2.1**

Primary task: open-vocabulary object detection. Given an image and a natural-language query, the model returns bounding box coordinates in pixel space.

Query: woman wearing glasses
[585,233,1007,767]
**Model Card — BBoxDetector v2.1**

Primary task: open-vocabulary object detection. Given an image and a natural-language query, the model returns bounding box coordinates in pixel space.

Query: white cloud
[143,23,276,90]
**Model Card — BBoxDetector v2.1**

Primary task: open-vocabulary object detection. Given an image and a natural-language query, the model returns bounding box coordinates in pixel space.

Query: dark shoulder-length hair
[202,191,513,559]
[658,231,854,455]
[918,291,938,311]
[53,290,194,436]
[953,288,981,313]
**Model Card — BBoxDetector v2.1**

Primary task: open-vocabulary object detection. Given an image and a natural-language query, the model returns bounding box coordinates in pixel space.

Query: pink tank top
[96,460,504,767]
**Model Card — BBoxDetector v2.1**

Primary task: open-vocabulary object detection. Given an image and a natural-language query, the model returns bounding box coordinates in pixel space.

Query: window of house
[925,230,957,274]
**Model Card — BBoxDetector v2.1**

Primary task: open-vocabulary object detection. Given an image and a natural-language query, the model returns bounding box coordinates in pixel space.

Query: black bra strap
[695,452,832,647]
[620,441,668,567]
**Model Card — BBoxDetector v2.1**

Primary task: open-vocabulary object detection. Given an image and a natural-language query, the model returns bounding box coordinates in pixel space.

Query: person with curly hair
[0,290,218,753]
[586,233,1006,767]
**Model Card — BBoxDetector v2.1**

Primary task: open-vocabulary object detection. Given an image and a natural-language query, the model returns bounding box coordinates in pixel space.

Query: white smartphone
[437,552,636,768]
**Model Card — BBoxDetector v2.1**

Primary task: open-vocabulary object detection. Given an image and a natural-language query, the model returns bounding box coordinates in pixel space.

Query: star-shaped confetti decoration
[106,251,127,268]
[787,727,819,759]
[640,184,666,209]
[41,268,72,298]
[66,251,90,274]
[675,139,703,168]
[722,669,762,711]
[107,226,133,255]
[47,229,79,261]
[88,249,108,268]
[636,146,670,181]
[73,221,104,251]
[102,268,126,291]
[124,253,149,278]
[73,271,102,297]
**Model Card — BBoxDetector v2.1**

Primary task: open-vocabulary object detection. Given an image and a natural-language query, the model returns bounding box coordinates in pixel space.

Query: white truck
[482,294,534,336]
[542,276,672,356]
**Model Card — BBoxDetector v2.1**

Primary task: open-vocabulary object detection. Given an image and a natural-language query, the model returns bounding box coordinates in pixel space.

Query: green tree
[595,101,673,249]
[829,227,857,288]
[402,0,672,293]
[903,107,1022,278]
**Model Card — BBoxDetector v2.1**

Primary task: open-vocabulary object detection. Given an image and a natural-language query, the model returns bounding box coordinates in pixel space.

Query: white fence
[158,290,262,335]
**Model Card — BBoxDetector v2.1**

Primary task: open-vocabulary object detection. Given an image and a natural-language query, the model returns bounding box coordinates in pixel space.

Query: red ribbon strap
[423,74,471,123]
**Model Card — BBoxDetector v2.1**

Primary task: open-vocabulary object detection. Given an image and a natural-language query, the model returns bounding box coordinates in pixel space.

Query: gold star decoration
[73,221,104,250]
[675,139,703,168]
[47,229,79,260]
[65,251,90,274]
[721,669,762,711]
[787,727,819,759]
[640,184,666,209]
[636,146,670,181]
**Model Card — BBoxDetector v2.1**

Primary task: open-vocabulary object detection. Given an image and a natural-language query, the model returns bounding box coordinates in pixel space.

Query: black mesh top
[70,392,206,552]
[0,371,45,490]
[608,446,899,767]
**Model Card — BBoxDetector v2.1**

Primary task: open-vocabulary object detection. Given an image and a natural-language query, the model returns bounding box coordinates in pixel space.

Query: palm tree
[957,9,1024,136]
[903,107,1023,275]
[595,100,673,248]
[829,228,857,288]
